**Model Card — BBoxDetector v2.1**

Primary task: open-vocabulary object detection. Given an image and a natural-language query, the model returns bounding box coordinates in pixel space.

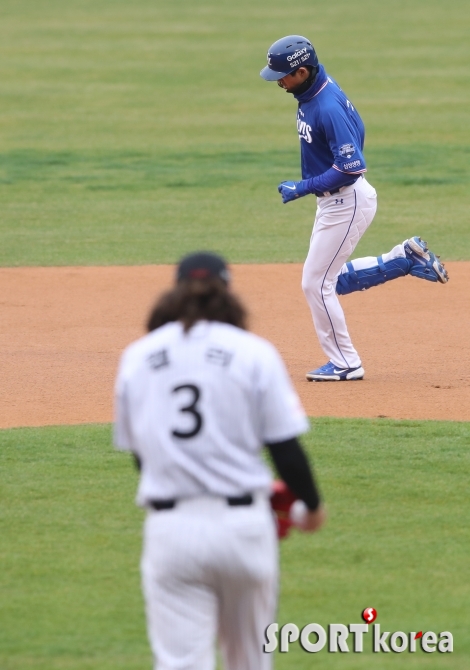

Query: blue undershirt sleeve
[300,167,356,196]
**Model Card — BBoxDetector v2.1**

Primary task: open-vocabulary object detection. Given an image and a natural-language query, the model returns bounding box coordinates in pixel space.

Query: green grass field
[0,0,469,265]
[1,421,469,669]
[1,0,470,668]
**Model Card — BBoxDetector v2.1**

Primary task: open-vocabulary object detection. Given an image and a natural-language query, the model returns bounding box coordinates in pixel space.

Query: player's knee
[301,271,323,298]
[301,281,321,305]
[301,274,309,297]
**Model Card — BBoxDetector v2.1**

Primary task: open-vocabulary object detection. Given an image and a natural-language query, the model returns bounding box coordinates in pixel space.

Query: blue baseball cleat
[306,361,365,382]
[404,236,449,284]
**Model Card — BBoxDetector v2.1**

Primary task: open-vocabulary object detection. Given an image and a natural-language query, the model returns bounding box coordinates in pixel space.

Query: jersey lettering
[343,159,361,170]
[147,349,170,370]
[297,117,312,143]
[171,384,203,439]
[206,347,232,367]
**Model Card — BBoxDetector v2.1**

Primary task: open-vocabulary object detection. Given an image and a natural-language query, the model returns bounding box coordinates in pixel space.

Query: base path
[1,263,469,428]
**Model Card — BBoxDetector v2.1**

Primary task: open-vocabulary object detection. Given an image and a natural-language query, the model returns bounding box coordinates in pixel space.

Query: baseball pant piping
[319,190,357,368]
[302,177,377,369]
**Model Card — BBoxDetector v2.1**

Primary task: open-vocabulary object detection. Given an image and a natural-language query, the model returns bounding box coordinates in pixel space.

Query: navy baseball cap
[176,252,231,285]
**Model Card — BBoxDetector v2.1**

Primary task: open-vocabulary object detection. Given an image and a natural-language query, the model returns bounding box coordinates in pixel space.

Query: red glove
[270,480,297,539]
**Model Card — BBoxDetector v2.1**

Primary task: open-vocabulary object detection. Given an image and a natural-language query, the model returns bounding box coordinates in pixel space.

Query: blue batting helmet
[260,35,318,81]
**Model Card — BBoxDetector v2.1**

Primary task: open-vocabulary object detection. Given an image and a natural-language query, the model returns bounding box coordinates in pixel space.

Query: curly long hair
[147,278,248,333]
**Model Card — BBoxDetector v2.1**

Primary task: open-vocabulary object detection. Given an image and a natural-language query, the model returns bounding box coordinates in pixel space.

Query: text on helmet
[287,48,308,61]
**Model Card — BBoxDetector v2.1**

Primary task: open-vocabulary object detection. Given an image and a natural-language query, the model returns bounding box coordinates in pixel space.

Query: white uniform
[114,319,308,670]
[302,177,414,369]
[302,176,377,368]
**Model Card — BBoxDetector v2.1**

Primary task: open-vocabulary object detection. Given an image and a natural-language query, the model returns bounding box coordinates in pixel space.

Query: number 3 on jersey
[171,384,203,439]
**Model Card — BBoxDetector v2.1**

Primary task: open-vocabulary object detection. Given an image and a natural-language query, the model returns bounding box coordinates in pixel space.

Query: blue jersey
[294,65,367,181]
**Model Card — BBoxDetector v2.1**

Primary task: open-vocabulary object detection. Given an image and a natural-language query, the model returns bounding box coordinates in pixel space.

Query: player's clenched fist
[278,180,309,203]
[299,504,327,533]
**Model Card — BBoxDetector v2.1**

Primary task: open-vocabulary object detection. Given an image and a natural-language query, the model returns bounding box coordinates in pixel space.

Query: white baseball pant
[302,176,378,369]
[141,494,278,670]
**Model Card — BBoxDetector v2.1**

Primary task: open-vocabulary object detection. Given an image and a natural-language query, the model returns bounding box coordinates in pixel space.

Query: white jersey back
[114,320,308,505]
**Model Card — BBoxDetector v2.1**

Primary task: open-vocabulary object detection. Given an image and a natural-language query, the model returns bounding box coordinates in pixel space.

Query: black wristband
[266,437,321,511]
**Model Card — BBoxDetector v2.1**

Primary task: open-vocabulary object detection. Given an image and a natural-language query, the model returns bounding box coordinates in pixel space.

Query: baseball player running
[114,251,325,670]
[260,35,449,382]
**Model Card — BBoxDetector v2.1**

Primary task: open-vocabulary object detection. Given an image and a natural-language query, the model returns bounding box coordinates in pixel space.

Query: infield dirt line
[1,262,469,428]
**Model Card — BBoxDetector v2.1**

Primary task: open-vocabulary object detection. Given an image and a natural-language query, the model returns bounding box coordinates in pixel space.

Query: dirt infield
[1,262,469,428]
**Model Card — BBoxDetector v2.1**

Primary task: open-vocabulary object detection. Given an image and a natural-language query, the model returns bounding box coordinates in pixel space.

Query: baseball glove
[270,480,298,539]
